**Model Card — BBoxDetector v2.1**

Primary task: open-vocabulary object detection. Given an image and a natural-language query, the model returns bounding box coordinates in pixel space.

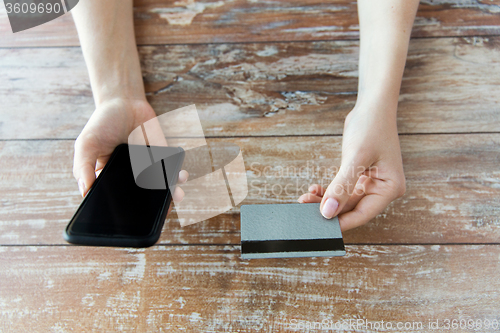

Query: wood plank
[0,135,498,245]
[1,0,500,47]
[0,245,499,331]
[1,37,499,140]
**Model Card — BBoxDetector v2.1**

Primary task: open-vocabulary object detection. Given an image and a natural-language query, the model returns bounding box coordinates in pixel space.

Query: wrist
[94,96,151,114]
[94,83,146,108]
[90,60,146,108]
[353,90,399,118]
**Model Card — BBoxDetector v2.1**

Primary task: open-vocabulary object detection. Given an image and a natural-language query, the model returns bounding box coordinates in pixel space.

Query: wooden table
[1,1,499,332]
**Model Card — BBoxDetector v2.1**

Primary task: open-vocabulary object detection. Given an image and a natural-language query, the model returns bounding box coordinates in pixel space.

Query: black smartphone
[64,143,184,247]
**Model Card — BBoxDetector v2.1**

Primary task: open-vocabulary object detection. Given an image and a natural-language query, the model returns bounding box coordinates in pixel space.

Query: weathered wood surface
[1,0,500,47]
[1,245,499,332]
[1,0,499,330]
[1,135,498,246]
[1,37,499,140]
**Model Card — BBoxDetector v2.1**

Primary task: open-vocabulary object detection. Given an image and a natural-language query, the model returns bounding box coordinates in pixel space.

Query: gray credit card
[240,203,346,259]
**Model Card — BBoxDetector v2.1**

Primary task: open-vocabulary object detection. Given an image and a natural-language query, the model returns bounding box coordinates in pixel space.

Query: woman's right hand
[72,97,188,213]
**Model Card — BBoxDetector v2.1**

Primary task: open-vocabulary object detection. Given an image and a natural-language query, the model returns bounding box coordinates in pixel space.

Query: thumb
[320,162,367,219]
[73,138,99,197]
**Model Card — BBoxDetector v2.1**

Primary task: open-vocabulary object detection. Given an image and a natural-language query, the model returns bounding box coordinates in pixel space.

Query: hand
[298,105,406,231]
[296,0,417,232]
[73,98,188,213]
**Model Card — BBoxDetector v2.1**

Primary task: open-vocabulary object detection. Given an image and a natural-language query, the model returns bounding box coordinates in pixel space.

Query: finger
[172,186,185,203]
[308,184,326,197]
[297,193,322,203]
[337,178,393,232]
[95,169,103,178]
[95,155,111,173]
[73,139,100,197]
[320,161,369,219]
[178,170,189,184]
[339,175,369,214]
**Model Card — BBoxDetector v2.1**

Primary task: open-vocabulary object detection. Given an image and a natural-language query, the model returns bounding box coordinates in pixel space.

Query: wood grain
[1,0,500,47]
[1,0,498,330]
[1,37,499,140]
[1,245,499,332]
[1,135,498,246]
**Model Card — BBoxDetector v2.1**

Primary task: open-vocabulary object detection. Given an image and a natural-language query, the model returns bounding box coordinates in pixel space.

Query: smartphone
[64,143,184,247]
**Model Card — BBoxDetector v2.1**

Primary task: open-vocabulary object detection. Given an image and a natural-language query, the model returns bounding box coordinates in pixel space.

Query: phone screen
[65,144,183,245]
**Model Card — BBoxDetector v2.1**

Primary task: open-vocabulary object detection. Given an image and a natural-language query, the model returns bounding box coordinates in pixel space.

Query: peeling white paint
[122,253,146,283]
[81,294,96,307]
[256,46,278,57]
[282,26,342,34]
[97,271,112,282]
[203,58,217,65]
[50,322,67,333]
[157,261,178,276]
[27,219,46,229]
[430,203,457,215]
[201,103,244,122]
[176,296,186,309]
[419,0,500,13]
[189,312,202,322]
[150,0,227,26]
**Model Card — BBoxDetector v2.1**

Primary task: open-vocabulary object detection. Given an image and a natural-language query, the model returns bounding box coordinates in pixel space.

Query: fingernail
[78,179,86,197]
[321,198,339,219]
[308,185,315,192]
[297,197,304,203]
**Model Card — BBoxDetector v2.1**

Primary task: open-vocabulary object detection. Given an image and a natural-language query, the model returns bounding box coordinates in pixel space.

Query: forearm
[355,0,420,114]
[72,0,145,107]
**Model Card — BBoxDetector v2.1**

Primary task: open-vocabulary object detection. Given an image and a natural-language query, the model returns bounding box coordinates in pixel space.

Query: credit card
[240,203,346,259]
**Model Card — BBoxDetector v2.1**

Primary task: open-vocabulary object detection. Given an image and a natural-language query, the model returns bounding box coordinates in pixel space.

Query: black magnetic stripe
[241,238,345,254]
